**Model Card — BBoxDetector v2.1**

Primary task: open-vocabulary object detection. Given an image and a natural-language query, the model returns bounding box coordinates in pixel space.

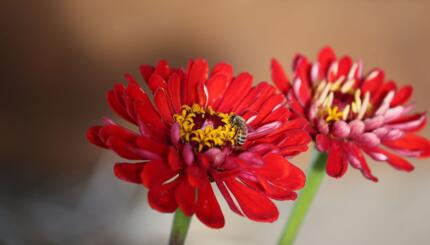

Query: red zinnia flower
[271,47,430,182]
[87,59,310,228]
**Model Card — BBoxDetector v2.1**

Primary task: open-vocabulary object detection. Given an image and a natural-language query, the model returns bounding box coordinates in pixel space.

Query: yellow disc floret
[325,106,343,123]
[173,104,238,152]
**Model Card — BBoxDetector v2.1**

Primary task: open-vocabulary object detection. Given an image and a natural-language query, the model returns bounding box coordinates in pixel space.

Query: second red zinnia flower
[87,59,310,228]
[272,47,430,182]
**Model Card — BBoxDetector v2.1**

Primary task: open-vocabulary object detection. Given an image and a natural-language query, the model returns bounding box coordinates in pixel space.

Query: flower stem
[169,209,192,245]
[278,150,327,245]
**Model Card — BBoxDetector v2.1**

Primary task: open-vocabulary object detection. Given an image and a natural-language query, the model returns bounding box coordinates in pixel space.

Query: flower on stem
[87,59,310,228]
[272,47,430,182]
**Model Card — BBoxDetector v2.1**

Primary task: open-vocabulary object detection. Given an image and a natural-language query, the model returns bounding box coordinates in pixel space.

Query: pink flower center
[312,80,372,124]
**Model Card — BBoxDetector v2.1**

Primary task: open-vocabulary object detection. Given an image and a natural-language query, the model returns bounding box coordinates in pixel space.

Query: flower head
[87,59,310,228]
[272,47,430,181]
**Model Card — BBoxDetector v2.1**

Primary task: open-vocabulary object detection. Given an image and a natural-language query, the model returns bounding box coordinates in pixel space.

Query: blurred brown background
[1,1,429,244]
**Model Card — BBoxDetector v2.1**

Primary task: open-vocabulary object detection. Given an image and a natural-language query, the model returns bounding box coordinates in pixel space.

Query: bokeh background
[1,0,430,244]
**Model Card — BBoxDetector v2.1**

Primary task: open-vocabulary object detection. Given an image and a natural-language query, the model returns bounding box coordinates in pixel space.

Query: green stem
[278,150,327,245]
[169,209,192,245]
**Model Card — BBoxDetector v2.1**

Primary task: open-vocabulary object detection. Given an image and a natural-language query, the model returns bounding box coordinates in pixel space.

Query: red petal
[371,80,396,107]
[278,129,312,148]
[154,60,171,80]
[167,147,182,171]
[210,63,233,80]
[391,85,412,107]
[107,136,141,160]
[247,94,286,127]
[336,56,352,79]
[148,180,179,213]
[175,179,196,216]
[226,178,279,222]
[167,72,182,113]
[216,72,253,113]
[186,165,206,187]
[147,73,168,93]
[214,178,243,216]
[154,88,174,125]
[315,134,331,152]
[136,136,168,156]
[326,142,348,178]
[293,61,312,105]
[271,59,290,93]
[258,154,289,179]
[195,178,225,228]
[343,142,378,182]
[287,92,305,116]
[361,69,384,96]
[375,147,414,172]
[258,176,298,201]
[234,82,274,115]
[114,162,145,184]
[107,87,135,124]
[196,81,207,107]
[280,160,306,191]
[383,133,430,157]
[125,79,150,102]
[206,73,229,106]
[256,155,305,200]
[134,100,168,139]
[261,107,291,125]
[280,144,309,157]
[184,59,208,105]
[317,46,336,78]
[124,73,138,84]
[387,113,427,132]
[139,65,155,82]
[99,124,137,143]
[87,126,107,148]
[141,160,177,188]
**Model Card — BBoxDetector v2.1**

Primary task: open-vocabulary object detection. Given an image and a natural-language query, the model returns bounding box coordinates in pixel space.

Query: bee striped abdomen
[230,115,248,147]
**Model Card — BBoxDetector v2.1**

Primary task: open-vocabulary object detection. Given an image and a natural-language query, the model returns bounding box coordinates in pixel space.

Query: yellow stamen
[326,92,334,108]
[351,102,358,113]
[330,76,344,91]
[354,89,362,112]
[357,91,370,120]
[342,105,350,120]
[317,82,331,105]
[173,104,238,152]
[325,106,344,123]
[341,79,355,93]
[313,80,327,101]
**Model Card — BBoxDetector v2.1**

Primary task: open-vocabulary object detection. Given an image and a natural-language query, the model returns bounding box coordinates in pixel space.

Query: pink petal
[356,133,381,147]
[372,127,388,138]
[332,120,350,138]
[183,144,194,165]
[317,119,329,135]
[349,120,365,138]
[384,106,404,123]
[382,129,404,141]
[364,116,384,131]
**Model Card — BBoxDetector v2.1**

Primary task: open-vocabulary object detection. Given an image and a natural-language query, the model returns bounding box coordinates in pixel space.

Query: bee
[230,115,248,147]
